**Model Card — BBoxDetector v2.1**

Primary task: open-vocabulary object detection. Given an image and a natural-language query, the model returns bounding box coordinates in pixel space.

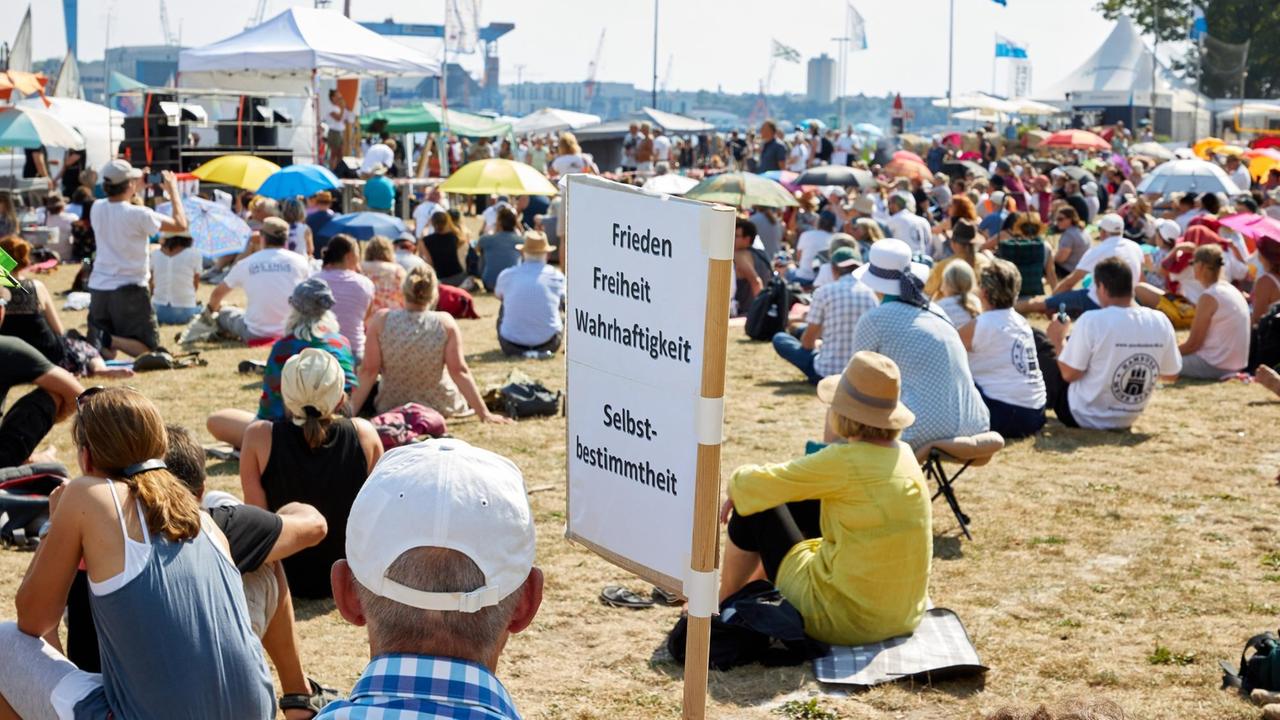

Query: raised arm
[441,315,510,424]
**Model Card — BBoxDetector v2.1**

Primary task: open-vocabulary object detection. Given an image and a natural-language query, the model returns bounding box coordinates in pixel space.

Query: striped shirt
[316,654,521,720]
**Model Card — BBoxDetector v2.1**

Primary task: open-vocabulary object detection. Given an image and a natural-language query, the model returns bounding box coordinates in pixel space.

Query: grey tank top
[84,479,276,720]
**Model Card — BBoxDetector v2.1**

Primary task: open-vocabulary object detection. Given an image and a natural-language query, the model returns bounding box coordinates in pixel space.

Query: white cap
[852,238,930,295]
[345,439,535,613]
[1082,181,1098,196]
[1098,213,1125,234]
[1155,218,1182,242]
[101,158,143,184]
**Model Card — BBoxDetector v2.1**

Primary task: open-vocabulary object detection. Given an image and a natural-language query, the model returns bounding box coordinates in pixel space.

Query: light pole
[652,0,659,108]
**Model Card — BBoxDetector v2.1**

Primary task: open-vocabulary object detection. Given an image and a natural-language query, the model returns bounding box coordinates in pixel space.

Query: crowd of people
[0,104,1279,719]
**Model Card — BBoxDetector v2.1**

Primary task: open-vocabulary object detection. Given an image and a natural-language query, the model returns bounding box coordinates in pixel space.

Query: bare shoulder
[243,419,275,448]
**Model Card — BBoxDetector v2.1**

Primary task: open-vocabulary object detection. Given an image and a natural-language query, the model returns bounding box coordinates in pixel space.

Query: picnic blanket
[813,608,985,687]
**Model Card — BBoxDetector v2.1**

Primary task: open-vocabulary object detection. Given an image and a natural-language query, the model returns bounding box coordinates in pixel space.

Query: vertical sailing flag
[1189,7,1207,41]
[847,3,868,51]
[995,34,1028,59]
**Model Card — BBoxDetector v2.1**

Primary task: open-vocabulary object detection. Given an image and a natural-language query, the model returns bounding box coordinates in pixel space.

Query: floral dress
[361,260,406,313]
[374,309,467,417]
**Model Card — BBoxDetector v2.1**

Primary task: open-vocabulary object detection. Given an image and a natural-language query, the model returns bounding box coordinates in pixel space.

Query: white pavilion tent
[513,108,601,136]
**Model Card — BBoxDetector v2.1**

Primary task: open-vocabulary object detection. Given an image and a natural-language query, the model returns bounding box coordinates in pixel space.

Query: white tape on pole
[695,396,724,446]
[683,566,721,618]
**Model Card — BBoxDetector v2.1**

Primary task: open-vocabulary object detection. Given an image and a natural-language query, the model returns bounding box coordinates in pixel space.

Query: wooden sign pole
[682,255,732,720]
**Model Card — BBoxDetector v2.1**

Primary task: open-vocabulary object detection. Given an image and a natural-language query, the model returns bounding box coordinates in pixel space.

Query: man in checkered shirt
[772,246,878,384]
[322,440,543,719]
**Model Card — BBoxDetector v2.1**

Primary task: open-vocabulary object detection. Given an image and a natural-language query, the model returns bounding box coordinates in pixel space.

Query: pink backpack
[370,403,448,450]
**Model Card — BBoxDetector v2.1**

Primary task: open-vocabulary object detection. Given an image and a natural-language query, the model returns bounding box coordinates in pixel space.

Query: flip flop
[651,586,682,606]
[600,585,654,609]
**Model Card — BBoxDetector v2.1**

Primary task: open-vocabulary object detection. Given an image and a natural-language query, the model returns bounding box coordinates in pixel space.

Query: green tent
[360,102,510,137]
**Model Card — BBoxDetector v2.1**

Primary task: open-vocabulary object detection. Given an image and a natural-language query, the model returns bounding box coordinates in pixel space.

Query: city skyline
[4,0,1160,100]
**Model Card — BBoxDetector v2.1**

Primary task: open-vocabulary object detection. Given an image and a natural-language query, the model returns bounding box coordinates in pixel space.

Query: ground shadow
[756,379,816,397]
[1031,422,1153,454]
[933,534,964,560]
[205,459,238,476]
[294,597,337,622]
[1247,399,1280,407]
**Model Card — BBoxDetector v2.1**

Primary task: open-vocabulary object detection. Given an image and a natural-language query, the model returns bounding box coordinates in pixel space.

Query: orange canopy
[0,71,49,103]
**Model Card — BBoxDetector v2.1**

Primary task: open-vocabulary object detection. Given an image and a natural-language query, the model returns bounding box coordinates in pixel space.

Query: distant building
[807,54,835,105]
[106,46,181,88]
[502,81,637,120]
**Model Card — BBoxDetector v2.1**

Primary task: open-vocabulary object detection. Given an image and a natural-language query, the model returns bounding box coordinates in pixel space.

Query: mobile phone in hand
[1056,303,1070,324]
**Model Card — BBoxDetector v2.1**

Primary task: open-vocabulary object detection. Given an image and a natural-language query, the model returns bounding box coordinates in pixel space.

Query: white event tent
[178,7,439,163]
[513,108,601,136]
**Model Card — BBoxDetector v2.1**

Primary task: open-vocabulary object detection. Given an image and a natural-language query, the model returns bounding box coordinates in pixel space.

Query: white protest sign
[564,174,734,592]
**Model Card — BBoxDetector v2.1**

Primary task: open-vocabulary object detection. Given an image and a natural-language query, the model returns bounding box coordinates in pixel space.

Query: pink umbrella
[1217,213,1280,253]
[941,132,964,148]
[1043,129,1110,152]
[893,150,926,165]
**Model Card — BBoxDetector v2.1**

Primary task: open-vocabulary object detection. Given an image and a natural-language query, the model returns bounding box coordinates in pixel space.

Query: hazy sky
[5,0,1141,98]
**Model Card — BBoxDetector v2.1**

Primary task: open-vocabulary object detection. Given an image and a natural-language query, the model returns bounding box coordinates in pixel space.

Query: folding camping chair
[914,432,1004,540]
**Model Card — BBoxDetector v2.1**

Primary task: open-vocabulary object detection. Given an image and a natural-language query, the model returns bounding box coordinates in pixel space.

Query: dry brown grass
[2,261,1278,720]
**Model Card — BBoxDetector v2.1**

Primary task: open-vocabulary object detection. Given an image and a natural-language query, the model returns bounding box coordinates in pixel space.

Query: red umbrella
[884,158,932,182]
[941,132,964,148]
[1042,129,1110,151]
[893,150,926,165]
[1250,137,1280,151]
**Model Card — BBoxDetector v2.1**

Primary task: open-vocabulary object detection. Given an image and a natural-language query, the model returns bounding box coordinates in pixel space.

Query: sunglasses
[76,385,138,410]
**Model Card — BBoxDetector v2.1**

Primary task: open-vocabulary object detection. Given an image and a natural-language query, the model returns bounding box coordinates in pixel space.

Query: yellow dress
[728,441,932,646]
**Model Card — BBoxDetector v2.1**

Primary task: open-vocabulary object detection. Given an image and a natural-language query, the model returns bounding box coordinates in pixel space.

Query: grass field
[2,259,1278,720]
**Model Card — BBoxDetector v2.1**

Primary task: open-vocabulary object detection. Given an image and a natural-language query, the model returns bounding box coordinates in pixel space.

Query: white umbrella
[1004,97,1065,115]
[641,174,699,196]
[0,105,84,150]
[1136,159,1242,196]
[19,97,123,170]
[513,108,601,136]
[931,92,1017,114]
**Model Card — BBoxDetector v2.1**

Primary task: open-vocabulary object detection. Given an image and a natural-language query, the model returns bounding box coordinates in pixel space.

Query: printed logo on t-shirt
[1110,353,1158,405]
[1010,336,1039,377]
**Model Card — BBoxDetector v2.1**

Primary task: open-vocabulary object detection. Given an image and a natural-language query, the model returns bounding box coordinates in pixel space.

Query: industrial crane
[158,0,179,45]
[583,29,605,105]
[246,0,270,28]
[659,54,673,93]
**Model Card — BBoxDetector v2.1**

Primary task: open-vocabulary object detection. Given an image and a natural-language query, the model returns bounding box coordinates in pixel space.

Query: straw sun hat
[816,351,915,430]
[516,230,556,254]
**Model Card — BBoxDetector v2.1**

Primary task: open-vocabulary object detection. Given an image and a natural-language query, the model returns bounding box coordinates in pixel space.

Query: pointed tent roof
[1039,15,1189,101]
[108,71,147,95]
[178,7,439,77]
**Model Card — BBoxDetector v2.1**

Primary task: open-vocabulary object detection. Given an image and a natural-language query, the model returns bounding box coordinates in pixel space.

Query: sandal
[600,585,654,609]
[279,677,341,718]
[651,586,682,606]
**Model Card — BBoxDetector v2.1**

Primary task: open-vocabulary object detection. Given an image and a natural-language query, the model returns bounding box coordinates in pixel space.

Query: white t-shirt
[832,134,856,166]
[481,201,513,235]
[1075,235,1144,306]
[937,295,976,328]
[652,135,672,161]
[968,308,1046,410]
[360,143,395,174]
[324,99,345,128]
[1195,281,1251,371]
[787,143,810,172]
[149,247,203,308]
[886,210,933,257]
[222,248,312,339]
[89,199,166,290]
[1058,304,1181,429]
[412,200,449,238]
[1230,165,1252,193]
[550,153,589,176]
[793,229,832,281]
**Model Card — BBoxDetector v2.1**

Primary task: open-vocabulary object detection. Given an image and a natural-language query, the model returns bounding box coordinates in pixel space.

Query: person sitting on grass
[60,424,333,719]
[1252,236,1280,327]
[958,259,1047,439]
[1039,257,1181,430]
[240,349,383,599]
[0,236,132,380]
[493,231,566,359]
[476,206,524,292]
[0,387,274,720]
[936,261,982,328]
[1021,213,1142,319]
[322,439,542,720]
[849,239,990,452]
[0,302,84,467]
[718,352,931,646]
[352,266,508,423]
[314,235,375,360]
[207,216,313,343]
[361,236,407,314]
[772,246,876,384]
[207,278,357,449]
[1175,244,1250,380]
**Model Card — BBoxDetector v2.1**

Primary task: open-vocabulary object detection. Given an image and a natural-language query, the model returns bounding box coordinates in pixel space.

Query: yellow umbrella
[191,154,282,191]
[1192,137,1224,160]
[439,158,557,196]
[1213,144,1247,158]
[1252,155,1280,182]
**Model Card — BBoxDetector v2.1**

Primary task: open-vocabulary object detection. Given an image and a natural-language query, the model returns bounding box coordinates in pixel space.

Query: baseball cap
[831,246,860,269]
[345,439,535,612]
[101,158,143,184]
[261,216,289,240]
[1098,213,1125,234]
[1154,219,1182,242]
[281,347,344,422]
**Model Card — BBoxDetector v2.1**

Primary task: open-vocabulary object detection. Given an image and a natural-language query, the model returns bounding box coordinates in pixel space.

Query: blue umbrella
[256,163,342,200]
[321,212,406,241]
[156,197,251,258]
[854,122,883,137]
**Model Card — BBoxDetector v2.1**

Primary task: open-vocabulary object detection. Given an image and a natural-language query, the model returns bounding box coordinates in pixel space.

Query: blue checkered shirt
[316,654,522,720]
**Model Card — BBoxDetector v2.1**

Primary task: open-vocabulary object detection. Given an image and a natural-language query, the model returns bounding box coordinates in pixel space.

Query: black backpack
[666,580,829,671]
[1223,631,1280,694]
[745,275,791,341]
[501,381,562,419]
[0,463,69,549]
[1250,302,1280,373]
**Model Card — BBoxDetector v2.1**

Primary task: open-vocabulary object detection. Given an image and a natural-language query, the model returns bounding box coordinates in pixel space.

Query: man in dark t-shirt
[757,120,788,173]
[64,424,333,714]
[0,300,84,467]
